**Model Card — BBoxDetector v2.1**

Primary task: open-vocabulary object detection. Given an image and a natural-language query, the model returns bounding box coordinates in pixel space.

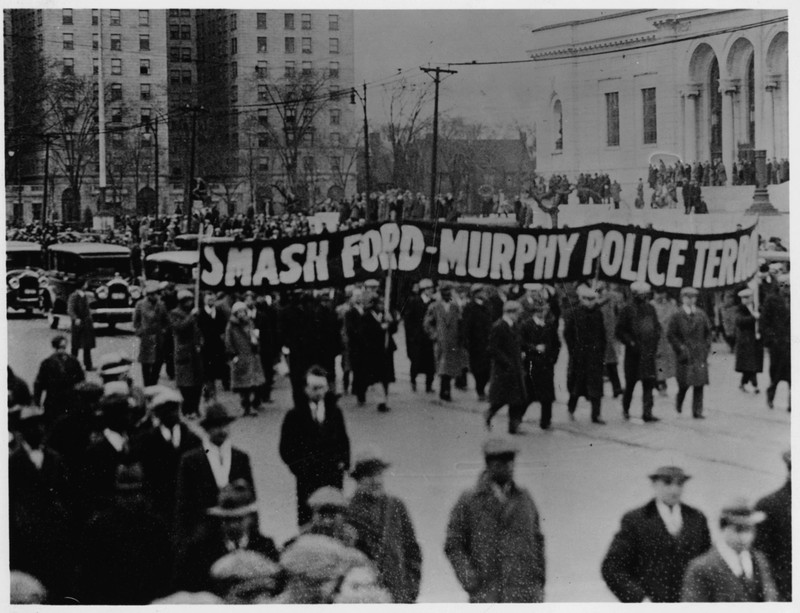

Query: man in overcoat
[33,335,85,424]
[615,281,662,421]
[461,284,493,400]
[67,279,96,370]
[761,274,790,411]
[346,445,422,603]
[519,293,561,430]
[133,286,169,387]
[279,366,351,527]
[734,288,763,392]
[169,289,204,417]
[424,282,468,401]
[754,450,791,600]
[403,279,436,393]
[564,285,607,424]
[681,498,779,602]
[484,300,526,434]
[667,287,712,418]
[198,290,229,398]
[601,466,711,602]
[445,437,546,603]
[225,301,266,416]
[651,288,678,394]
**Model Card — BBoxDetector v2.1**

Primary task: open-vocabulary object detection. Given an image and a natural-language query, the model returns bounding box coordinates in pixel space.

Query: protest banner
[198,220,759,292]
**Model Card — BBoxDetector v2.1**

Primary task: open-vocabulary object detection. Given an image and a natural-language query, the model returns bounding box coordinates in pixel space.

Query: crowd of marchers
[8,261,791,604]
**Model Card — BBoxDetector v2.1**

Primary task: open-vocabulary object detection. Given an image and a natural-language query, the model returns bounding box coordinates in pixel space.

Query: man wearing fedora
[169,288,204,418]
[445,437,546,603]
[754,450,792,600]
[615,281,662,422]
[667,286,713,418]
[346,445,422,603]
[402,278,436,394]
[519,290,561,430]
[175,479,279,593]
[285,486,358,549]
[733,287,763,393]
[485,300,528,434]
[175,402,254,542]
[461,284,493,401]
[67,278,96,371]
[682,498,779,601]
[424,281,468,402]
[133,285,170,387]
[761,273,790,411]
[601,466,711,602]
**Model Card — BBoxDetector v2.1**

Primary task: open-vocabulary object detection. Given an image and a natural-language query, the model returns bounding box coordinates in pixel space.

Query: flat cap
[177,289,194,301]
[103,380,131,398]
[419,278,434,290]
[151,389,183,411]
[469,283,484,295]
[364,279,381,288]
[720,497,766,526]
[648,466,691,483]
[577,284,598,299]
[210,550,279,585]
[200,401,239,429]
[351,443,391,480]
[679,286,699,297]
[482,436,520,458]
[143,384,172,401]
[98,352,132,376]
[737,288,753,298]
[630,281,652,294]
[307,486,347,509]
[280,534,350,582]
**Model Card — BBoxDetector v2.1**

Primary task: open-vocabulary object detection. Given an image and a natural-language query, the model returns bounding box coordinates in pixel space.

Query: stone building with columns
[527,9,788,188]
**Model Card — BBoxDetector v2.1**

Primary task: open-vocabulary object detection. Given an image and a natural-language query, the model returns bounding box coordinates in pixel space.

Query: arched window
[553,100,563,151]
[709,57,722,161]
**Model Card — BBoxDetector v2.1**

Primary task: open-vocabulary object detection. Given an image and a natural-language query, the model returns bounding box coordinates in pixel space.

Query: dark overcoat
[402,295,435,374]
[681,547,779,602]
[519,314,560,404]
[601,499,711,602]
[67,290,96,350]
[487,318,526,407]
[754,480,792,601]
[225,317,266,389]
[760,292,790,382]
[564,305,606,399]
[357,310,398,385]
[734,304,764,373]
[651,298,678,381]
[133,297,169,365]
[667,308,712,387]
[169,307,204,387]
[33,352,85,419]
[461,299,492,377]
[198,307,228,382]
[615,300,662,381]
[444,472,546,603]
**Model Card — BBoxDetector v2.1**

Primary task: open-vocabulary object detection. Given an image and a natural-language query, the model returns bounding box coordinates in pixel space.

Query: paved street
[6,312,791,603]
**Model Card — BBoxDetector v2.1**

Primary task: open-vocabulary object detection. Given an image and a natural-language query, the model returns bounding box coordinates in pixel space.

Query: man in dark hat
[279,366,351,527]
[519,291,561,430]
[485,300,527,434]
[424,281,468,402]
[667,287,713,418]
[616,281,662,422]
[175,402,254,542]
[445,437,546,603]
[175,479,279,593]
[461,284,493,401]
[133,284,170,386]
[67,278,96,370]
[346,445,422,603]
[33,335,85,424]
[286,486,358,549]
[402,278,436,393]
[754,450,792,600]
[761,273,790,411]
[198,290,229,399]
[601,465,711,602]
[682,498,779,601]
[169,288,204,417]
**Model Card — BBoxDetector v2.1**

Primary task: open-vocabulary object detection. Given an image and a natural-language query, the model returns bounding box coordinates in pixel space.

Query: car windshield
[7,251,43,270]
[81,256,131,277]
[144,259,196,284]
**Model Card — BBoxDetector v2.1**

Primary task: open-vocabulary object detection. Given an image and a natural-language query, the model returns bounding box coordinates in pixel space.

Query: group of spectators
[648,156,790,191]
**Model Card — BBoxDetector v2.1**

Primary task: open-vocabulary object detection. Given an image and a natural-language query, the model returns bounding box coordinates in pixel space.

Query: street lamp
[7,149,23,223]
[350,84,372,220]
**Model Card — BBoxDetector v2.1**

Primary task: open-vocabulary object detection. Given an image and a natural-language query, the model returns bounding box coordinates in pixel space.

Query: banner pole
[384,267,393,350]
[194,212,203,311]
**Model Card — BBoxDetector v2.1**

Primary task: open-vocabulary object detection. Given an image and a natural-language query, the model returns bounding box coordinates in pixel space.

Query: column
[684,90,699,163]
[721,83,736,183]
[763,82,777,158]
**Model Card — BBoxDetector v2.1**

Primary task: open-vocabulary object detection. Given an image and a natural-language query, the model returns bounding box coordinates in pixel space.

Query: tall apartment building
[5,8,169,223]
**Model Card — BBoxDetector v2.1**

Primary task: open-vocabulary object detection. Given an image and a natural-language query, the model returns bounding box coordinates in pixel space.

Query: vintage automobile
[143,250,198,293]
[6,240,47,313]
[40,242,142,329]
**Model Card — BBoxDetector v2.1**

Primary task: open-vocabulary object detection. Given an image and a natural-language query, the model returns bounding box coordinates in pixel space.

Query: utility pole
[421,66,457,216]
[97,8,107,211]
[182,104,206,223]
[40,133,56,230]
[153,115,159,219]
[351,83,372,219]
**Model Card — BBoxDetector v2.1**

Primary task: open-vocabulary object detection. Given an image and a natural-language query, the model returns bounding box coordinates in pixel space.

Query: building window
[141,108,151,129]
[258,157,269,171]
[285,37,295,54]
[110,33,121,51]
[330,156,341,172]
[140,59,150,75]
[285,61,295,78]
[258,132,269,147]
[302,13,311,30]
[169,46,180,61]
[181,24,191,40]
[170,24,179,39]
[110,83,122,100]
[254,12,266,29]
[62,8,73,24]
[93,33,99,50]
[553,99,563,151]
[330,108,340,126]
[258,109,269,125]
[181,70,192,85]
[139,34,150,51]
[111,58,122,75]
[231,37,238,55]
[110,9,121,26]
[169,69,180,85]
[258,84,268,101]
[63,33,74,50]
[329,85,340,101]
[302,38,312,54]
[169,9,179,18]
[605,92,620,147]
[111,107,122,123]
[230,61,237,78]
[329,38,339,54]
[330,132,341,147]
[329,14,339,31]
[140,83,151,100]
[285,13,294,30]
[62,58,74,76]
[139,10,149,27]
[257,60,268,77]
[329,61,339,79]
[92,9,99,25]
[286,106,297,126]
[642,87,657,144]
[180,9,190,17]
[302,61,312,77]
[230,85,238,103]
[230,13,237,30]
[181,47,191,62]
[257,37,267,53]
[93,58,99,75]
[112,132,123,147]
